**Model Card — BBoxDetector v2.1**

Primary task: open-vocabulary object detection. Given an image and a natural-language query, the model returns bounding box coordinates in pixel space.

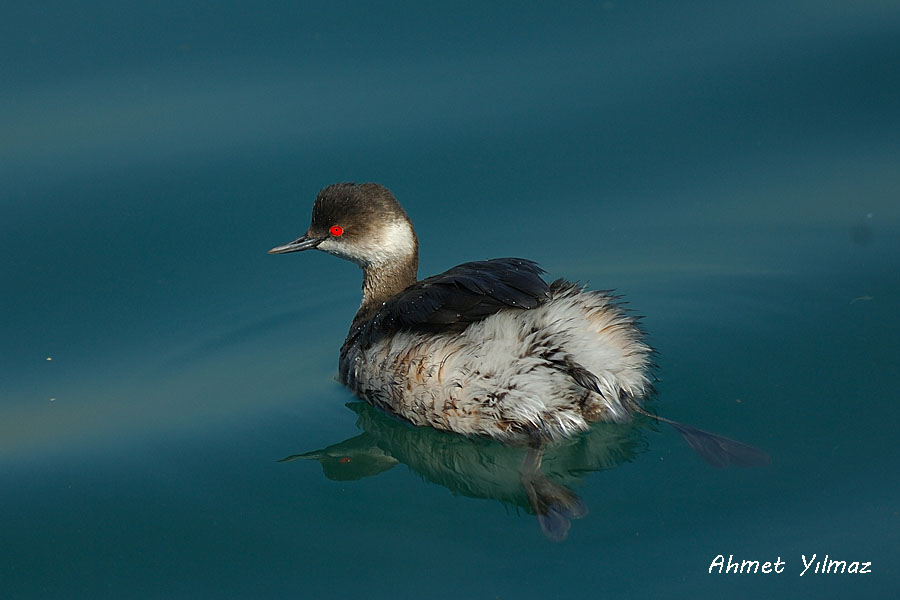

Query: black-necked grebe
[270,183,769,469]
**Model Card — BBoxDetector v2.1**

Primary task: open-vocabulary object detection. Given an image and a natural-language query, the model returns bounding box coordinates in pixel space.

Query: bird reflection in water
[283,402,655,541]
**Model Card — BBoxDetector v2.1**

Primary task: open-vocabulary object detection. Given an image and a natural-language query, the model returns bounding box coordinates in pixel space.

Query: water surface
[2,1,898,598]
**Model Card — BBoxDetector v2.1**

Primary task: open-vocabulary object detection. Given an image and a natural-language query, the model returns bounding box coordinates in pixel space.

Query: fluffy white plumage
[341,281,652,443]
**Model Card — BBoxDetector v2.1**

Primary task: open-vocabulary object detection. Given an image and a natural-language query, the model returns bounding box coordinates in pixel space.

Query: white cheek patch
[317,237,347,258]
[321,220,415,266]
[378,220,417,259]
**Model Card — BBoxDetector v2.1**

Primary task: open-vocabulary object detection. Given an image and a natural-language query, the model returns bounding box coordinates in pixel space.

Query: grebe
[269,183,769,469]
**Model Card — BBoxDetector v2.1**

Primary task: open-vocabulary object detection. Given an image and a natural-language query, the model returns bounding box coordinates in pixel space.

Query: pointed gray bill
[268,234,325,254]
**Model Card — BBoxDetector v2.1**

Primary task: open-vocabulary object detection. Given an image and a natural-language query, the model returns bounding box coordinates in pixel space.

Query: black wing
[362,258,550,341]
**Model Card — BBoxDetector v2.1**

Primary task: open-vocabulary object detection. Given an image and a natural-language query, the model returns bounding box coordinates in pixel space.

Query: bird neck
[353,254,418,328]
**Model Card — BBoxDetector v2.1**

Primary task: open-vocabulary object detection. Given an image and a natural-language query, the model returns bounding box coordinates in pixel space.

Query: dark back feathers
[345,258,550,350]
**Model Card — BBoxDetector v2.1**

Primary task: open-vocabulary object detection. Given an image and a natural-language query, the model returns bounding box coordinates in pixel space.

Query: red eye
[329,225,344,237]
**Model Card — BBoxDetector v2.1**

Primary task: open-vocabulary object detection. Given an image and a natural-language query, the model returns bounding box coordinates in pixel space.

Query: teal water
[2,1,899,598]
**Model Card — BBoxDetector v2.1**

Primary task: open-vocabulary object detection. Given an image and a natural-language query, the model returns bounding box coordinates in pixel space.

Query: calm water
[2,1,899,598]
